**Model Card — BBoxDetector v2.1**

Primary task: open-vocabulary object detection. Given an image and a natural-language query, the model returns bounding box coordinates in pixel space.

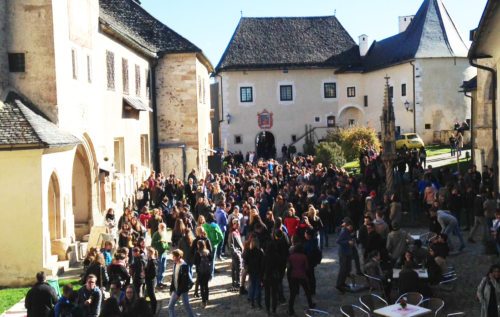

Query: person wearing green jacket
[151,223,170,285]
[202,212,224,278]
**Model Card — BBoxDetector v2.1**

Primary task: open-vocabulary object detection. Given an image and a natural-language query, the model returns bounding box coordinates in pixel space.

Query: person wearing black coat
[130,247,147,297]
[25,272,58,317]
[145,247,158,313]
[398,263,420,295]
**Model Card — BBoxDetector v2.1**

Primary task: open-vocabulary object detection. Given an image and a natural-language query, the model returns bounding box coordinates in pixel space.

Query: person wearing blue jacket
[215,201,228,260]
[336,217,354,293]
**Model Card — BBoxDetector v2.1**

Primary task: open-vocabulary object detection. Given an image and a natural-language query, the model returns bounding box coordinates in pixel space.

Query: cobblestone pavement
[155,225,495,317]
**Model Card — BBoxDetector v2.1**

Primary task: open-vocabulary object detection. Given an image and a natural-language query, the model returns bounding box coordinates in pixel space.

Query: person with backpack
[194,240,212,308]
[145,247,158,313]
[25,271,58,317]
[168,249,195,317]
[202,212,224,277]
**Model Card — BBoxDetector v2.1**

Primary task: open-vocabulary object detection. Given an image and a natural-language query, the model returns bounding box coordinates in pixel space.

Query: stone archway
[255,131,276,159]
[338,105,364,127]
[48,172,62,241]
[72,144,92,240]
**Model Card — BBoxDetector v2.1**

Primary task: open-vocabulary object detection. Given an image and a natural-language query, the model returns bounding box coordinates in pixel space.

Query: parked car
[395,133,425,150]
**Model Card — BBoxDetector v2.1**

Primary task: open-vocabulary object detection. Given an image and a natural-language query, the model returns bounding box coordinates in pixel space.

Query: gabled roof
[469,0,499,59]
[216,16,359,72]
[362,0,469,72]
[0,92,80,149]
[99,0,202,55]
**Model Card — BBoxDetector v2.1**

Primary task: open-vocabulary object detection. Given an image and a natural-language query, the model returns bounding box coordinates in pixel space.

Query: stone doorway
[72,144,92,240]
[256,131,276,159]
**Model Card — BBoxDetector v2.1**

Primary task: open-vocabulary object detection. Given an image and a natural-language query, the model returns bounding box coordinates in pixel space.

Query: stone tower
[380,75,397,193]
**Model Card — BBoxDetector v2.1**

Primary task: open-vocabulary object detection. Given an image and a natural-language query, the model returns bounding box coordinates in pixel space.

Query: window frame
[323,82,337,99]
[347,86,356,98]
[280,85,293,101]
[240,86,253,103]
[401,83,407,97]
[71,49,78,80]
[234,135,242,144]
[8,53,25,73]
[106,51,115,90]
[122,58,129,94]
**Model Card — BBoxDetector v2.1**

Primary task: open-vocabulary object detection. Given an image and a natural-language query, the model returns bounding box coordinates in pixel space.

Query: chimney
[399,15,414,33]
[358,34,369,57]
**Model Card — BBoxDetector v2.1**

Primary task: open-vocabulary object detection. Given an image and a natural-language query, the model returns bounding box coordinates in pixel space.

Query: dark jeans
[336,254,352,288]
[231,252,242,287]
[198,273,210,302]
[264,278,279,313]
[133,280,145,297]
[248,273,262,305]
[352,246,362,274]
[145,278,157,313]
[288,277,313,314]
[306,267,316,295]
[216,231,227,258]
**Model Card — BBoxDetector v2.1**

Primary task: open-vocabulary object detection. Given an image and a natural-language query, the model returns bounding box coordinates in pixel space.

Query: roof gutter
[469,57,497,193]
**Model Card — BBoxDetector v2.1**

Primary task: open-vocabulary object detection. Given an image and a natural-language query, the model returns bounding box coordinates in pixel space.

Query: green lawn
[426,144,451,157]
[0,279,80,315]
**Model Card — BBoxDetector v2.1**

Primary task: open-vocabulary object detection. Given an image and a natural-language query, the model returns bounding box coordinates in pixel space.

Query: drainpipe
[151,59,160,172]
[409,61,417,133]
[469,58,498,193]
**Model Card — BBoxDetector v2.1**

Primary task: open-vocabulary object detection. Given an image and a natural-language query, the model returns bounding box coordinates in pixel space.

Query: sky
[140,0,488,67]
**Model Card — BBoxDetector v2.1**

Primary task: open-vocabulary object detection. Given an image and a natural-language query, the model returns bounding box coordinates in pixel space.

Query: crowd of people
[24,142,500,316]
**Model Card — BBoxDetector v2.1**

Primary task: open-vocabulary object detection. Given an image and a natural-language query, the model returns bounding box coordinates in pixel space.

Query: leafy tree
[315,142,346,167]
[326,127,380,161]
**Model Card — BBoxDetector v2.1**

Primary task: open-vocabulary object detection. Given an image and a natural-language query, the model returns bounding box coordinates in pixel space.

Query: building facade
[215,0,475,157]
[468,0,499,188]
[0,0,212,286]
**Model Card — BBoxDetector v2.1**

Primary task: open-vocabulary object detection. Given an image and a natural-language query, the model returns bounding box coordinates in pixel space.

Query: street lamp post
[380,75,397,194]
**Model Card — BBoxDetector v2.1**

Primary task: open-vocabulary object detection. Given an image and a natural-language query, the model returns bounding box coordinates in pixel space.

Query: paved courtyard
[156,225,491,316]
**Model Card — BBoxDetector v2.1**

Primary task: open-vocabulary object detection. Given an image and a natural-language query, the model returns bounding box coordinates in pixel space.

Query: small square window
[401,83,407,97]
[324,83,336,98]
[425,124,431,129]
[347,86,356,97]
[280,85,293,101]
[240,87,253,102]
[291,135,297,142]
[234,135,242,144]
[8,53,25,72]
[314,116,320,123]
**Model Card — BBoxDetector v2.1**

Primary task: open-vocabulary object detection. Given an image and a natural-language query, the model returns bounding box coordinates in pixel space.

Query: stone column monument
[380,75,397,193]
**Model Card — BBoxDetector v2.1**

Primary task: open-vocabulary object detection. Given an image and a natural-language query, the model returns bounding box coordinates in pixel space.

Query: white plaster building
[215,0,475,157]
[0,0,212,286]
[467,0,500,189]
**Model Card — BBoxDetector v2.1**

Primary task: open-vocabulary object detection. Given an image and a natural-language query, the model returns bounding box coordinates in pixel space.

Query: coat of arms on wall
[257,109,273,129]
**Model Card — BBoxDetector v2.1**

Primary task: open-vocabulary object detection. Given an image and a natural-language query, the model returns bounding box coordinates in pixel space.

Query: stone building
[0,0,212,286]
[214,0,475,157]
[467,0,499,188]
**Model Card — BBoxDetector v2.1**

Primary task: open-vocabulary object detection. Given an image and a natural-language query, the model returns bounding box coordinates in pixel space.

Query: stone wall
[156,53,212,178]
[0,1,7,93]
[6,0,58,122]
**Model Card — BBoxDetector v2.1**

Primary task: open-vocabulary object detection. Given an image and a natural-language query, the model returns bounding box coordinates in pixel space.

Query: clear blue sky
[141,0,487,67]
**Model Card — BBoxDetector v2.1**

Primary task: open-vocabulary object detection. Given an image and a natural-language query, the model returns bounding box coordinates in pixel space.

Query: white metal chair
[396,292,424,306]
[359,293,388,312]
[340,304,370,317]
[419,298,445,316]
[305,308,330,317]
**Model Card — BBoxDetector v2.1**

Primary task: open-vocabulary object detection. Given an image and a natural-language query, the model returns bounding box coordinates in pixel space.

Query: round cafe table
[373,303,432,317]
